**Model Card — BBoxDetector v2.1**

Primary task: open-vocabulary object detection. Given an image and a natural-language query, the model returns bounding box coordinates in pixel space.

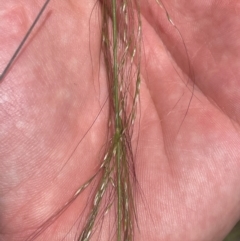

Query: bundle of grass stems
[0,0,239,240]
[1,0,141,240]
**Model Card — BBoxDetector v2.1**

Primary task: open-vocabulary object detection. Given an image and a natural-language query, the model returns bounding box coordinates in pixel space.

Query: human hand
[0,0,240,240]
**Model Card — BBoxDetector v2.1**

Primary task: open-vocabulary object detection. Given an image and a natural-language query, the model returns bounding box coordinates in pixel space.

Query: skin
[0,0,240,240]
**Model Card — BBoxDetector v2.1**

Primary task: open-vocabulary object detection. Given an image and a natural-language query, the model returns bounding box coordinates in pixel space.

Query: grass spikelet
[0,0,142,240]
[79,0,142,240]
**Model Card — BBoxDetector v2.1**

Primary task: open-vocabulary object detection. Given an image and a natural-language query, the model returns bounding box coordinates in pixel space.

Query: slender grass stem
[111,0,123,240]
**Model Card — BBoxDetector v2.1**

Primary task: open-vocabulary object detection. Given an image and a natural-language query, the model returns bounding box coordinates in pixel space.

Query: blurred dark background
[224,221,240,241]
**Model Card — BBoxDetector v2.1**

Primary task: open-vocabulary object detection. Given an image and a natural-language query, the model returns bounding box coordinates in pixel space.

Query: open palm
[0,0,240,240]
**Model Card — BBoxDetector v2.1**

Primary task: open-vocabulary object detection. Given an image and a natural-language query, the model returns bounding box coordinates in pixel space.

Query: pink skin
[0,0,240,240]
